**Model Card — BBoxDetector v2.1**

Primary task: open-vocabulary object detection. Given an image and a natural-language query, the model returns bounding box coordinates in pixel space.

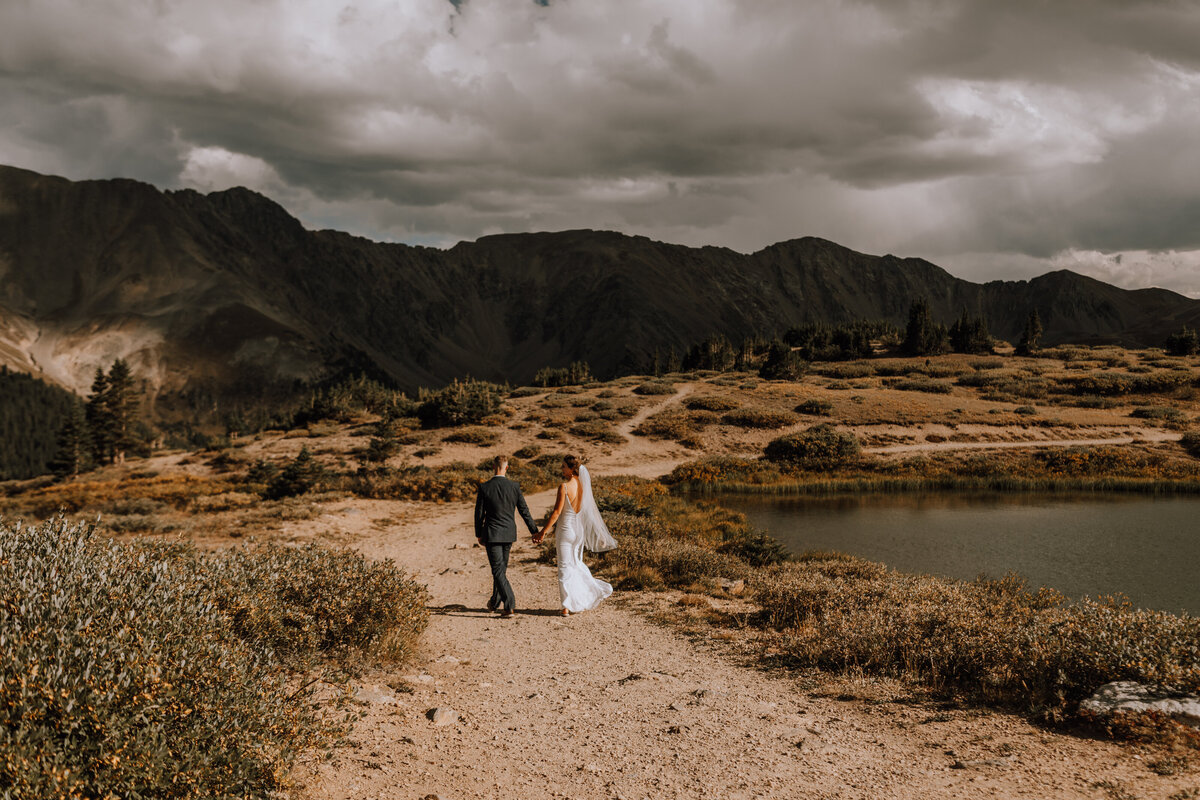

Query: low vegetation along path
[293,492,1188,799]
[868,428,1182,456]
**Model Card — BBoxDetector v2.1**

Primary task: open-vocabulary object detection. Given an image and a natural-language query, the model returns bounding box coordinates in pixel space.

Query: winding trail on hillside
[292,485,1188,799]
[597,382,699,478]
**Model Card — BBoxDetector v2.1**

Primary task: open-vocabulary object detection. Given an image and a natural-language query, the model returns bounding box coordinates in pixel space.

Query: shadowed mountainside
[2,164,1197,396]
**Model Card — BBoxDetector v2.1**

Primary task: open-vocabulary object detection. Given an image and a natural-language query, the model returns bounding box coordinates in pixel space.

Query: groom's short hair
[493,455,509,470]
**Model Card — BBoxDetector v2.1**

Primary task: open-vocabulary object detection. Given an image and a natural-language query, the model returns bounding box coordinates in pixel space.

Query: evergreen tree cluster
[901,298,949,356]
[1165,326,1200,356]
[1015,310,1044,356]
[758,340,807,380]
[948,308,994,354]
[80,359,141,471]
[533,361,593,387]
[0,367,83,480]
[783,321,891,361]
[682,334,739,372]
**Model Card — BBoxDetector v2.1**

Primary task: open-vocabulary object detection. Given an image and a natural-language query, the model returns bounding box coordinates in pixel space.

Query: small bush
[634,381,676,396]
[443,427,500,446]
[764,424,861,469]
[890,378,954,394]
[721,409,798,429]
[263,446,324,500]
[417,379,506,427]
[796,399,834,416]
[1062,371,1191,397]
[1130,406,1185,422]
[569,420,625,444]
[1014,405,1038,415]
[1181,431,1200,458]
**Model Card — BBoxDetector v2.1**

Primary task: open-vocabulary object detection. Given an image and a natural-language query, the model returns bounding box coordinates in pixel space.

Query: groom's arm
[473,488,486,543]
[515,487,539,537]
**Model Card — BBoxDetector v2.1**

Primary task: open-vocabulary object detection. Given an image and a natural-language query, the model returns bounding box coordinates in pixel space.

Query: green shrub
[721,409,798,429]
[263,446,324,499]
[203,542,428,665]
[795,399,834,416]
[599,530,750,587]
[1062,371,1191,397]
[1014,405,1037,415]
[813,362,875,379]
[417,379,506,427]
[443,426,500,445]
[889,378,954,394]
[1130,406,1185,422]
[569,420,625,444]
[764,424,861,468]
[0,518,428,799]
[634,381,676,396]
[634,409,716,440]
[1181,431,1200,458]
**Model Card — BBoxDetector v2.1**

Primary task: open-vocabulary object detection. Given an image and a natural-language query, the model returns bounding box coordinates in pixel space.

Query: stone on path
[426,707,459,726]
[354,685,399,705]
[1080,681,1200,726]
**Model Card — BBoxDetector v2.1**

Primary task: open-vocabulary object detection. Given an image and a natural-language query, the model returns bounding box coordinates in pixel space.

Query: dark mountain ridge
[1,164,1196,395]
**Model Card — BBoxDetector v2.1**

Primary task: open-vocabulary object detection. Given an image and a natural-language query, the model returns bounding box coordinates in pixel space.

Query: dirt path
[594,382,699,478]
[292,489,1193,800]
[867,429,1181,455]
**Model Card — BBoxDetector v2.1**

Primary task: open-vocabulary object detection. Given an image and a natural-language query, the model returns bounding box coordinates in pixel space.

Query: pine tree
[49,404,89,478]
[664,348,681,373]
[105,358,136,464]
[1165,327,1200,356]
[1016,310,1044,356]
[86,367,111,464]
[365,411,401,463]
[901,298,948,356]
[949,307,994,354]
[758,340,807,380]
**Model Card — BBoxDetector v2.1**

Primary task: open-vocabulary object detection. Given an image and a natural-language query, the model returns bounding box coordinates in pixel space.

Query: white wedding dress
[556,465,617,613]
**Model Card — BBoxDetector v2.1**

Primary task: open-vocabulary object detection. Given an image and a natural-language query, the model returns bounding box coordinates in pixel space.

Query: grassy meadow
[4,343,1200,794]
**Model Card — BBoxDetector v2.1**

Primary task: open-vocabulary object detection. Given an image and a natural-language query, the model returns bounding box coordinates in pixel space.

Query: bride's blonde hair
[563,455,582,476]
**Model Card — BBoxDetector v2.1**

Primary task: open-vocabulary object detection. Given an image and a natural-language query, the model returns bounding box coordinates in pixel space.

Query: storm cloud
[1,0,1198,292]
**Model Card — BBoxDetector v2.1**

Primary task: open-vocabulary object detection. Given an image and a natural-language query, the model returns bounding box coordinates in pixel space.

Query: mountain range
[1,164,1197,398]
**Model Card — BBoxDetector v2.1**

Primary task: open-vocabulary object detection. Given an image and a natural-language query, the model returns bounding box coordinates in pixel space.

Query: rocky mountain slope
[2,164,1197,396]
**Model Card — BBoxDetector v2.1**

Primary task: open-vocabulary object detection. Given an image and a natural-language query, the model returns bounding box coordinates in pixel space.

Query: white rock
[354,685,399,705]
[426,707,459,726]
[1080,681,1200,725]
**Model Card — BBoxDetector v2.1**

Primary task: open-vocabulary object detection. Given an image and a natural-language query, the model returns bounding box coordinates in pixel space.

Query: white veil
[577,465,618,552]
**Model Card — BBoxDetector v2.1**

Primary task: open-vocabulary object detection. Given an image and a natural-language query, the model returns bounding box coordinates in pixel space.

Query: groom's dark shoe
[486,597,499,613]
[499,607,515,618]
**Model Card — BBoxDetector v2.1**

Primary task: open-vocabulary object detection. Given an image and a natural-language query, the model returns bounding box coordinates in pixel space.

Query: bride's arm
[537,484,567,541]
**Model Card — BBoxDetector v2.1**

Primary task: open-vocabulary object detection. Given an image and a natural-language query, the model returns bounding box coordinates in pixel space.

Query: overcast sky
[2,0,1199,294]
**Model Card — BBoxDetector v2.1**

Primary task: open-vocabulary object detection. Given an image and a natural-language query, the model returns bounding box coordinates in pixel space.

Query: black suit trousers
[486,542,515,611]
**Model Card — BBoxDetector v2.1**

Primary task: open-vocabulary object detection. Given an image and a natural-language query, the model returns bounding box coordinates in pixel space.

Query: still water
[716,493,1200,615]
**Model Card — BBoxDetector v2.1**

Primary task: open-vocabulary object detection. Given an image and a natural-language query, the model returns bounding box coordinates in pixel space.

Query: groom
[474,454,540,618]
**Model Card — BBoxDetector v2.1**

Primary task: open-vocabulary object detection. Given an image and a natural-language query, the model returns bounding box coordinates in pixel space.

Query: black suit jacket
[474,475,539,543]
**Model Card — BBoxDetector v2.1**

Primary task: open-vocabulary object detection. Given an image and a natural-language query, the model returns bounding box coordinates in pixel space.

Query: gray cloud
[1,0,1198,294]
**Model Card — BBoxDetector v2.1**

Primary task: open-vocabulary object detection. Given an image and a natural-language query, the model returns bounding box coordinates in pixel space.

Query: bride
[536,456,617,615]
